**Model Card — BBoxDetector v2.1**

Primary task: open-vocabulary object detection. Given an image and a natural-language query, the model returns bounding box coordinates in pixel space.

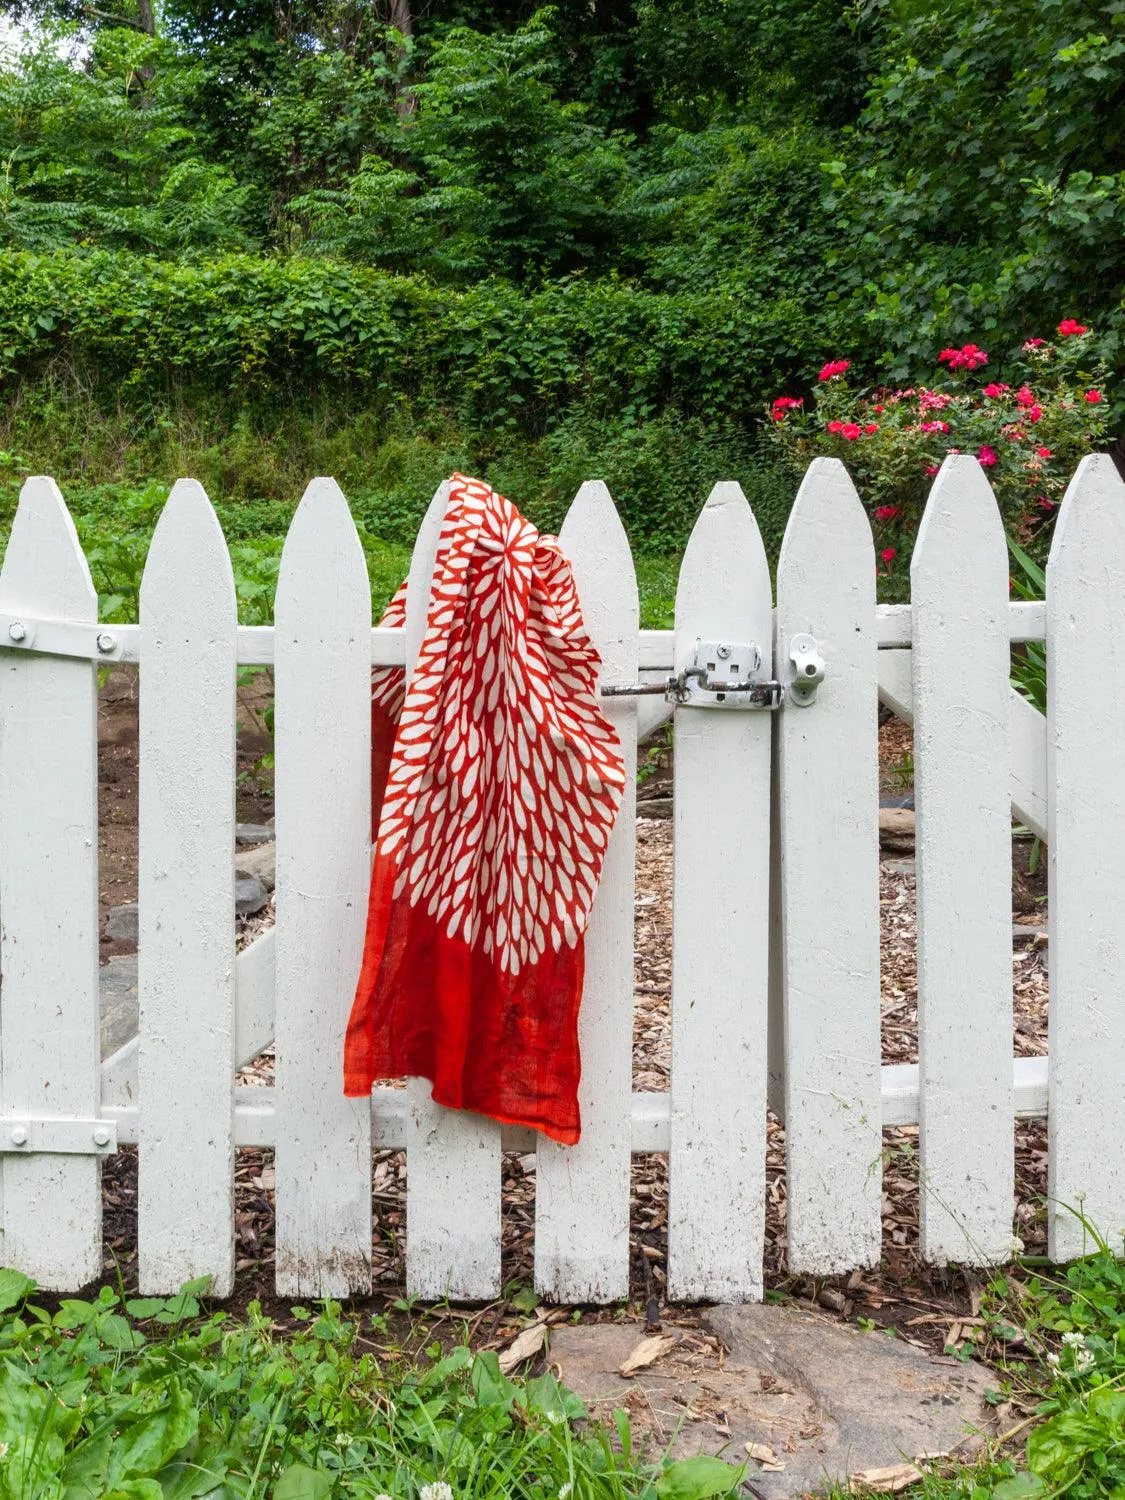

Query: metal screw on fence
[9,1126,28,1147]
[96,632,117,654]
[8,621,25,642]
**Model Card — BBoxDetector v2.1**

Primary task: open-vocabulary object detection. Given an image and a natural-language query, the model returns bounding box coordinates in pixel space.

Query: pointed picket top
[274,473,372,1296]
[775,455,880,1276]
[537,477,637,1303]
[675,480,768,654]
[142,479,234,610]
[912,454,1006,580]
[910,450,1012,1264]
[1049,452,1125,574]
[405,480,453,665]
[560,481,638,678]
[138,476,237,1295]
[1046,451,1125,1261]
[402,473,502,1302]
[779,457,872,589]
[278,477,368,612]
[0,476,96,618]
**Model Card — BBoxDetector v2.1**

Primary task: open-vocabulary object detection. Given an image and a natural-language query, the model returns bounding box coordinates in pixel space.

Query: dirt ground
[95,680,1051,1353]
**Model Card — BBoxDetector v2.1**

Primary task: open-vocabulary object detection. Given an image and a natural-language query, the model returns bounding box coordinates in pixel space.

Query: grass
[0,1270,745,1500]
[4,1221,1125,1500]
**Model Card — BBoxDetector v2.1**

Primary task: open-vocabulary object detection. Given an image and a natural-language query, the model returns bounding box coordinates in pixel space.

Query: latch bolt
[788,634,825,706]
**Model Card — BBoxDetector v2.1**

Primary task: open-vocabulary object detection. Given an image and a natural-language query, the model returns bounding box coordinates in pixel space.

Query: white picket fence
[0,452,1122,1301]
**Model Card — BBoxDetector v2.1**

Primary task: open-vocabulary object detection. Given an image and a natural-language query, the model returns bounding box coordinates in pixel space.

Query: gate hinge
[0,1116,118,1156]
[602,637,825,710]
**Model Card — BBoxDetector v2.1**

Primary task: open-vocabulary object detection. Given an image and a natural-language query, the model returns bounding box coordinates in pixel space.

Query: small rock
[883,857,916,877]
[236,821,274,846]
[236,840,276,893]
[104,902,139,943]
[1013,924,1047,945]
[236,875,268,916]
[879,807,915,851]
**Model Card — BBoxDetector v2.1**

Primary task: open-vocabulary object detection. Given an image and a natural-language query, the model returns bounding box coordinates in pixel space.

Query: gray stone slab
[236,839,276,892]
[104,901,139,943]
[551,1305,993,1499]
[100,953,138,1059]
[236,821,275,845]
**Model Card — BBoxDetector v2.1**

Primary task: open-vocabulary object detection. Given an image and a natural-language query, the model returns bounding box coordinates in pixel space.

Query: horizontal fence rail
[1,454,1122,1296]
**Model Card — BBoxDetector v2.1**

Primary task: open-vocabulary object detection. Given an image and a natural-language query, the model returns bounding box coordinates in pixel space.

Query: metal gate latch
[602,636,827,710]
[603,640,780,709]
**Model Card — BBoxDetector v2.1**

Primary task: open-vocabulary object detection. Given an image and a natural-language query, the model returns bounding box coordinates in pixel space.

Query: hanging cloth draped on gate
[343,474,625,1144]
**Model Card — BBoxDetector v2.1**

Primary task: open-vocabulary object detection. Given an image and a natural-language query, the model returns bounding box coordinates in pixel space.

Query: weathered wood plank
[912,456,1013,1264]
[1047,453,1125,1260]
[535,482,638,1303]
[138,481,238,1293]
[0,477,102,1287]
[777,458,882,1274]
[404,483,503,1302]
[274,478,373,1296]
[667,481,770,1301]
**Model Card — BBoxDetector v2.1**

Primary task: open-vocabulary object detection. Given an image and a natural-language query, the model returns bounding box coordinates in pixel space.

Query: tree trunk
[387,0,415,120]
[136,0,155,34]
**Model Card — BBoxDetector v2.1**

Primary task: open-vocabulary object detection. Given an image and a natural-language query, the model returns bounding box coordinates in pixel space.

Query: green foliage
[823,0,1125,375]
[0,26,252,254]
[767,330,1113,557]
[0,1272,745,1499]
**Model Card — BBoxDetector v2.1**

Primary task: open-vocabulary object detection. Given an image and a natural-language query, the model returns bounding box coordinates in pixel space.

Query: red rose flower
[937,343,988,371]
[1022,338,1046,351]
[1036,446,1051,459]
[841,422,862,441]
[864,422,879,434]
[881,547,896,564]
[819,359,851,381]
[983,382,1010,398]
[875,505,900,521]
[978,445,998,467]
[1085,389,1103,403]
[827,420,845,434]
[1057,319,1089,337]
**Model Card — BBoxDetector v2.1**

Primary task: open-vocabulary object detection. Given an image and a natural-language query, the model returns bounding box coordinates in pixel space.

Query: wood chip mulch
[100,724,1054,1354]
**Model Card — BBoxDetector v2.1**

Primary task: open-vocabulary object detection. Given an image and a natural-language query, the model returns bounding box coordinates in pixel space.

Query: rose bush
[767,324,1113,572]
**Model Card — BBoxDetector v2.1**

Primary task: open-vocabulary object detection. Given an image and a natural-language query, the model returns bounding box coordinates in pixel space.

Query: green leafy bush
[766,325,1113,572]
[0,1271,744,1499]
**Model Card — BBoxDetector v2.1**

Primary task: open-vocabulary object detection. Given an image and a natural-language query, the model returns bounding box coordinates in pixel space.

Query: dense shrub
[767,325,1113,570]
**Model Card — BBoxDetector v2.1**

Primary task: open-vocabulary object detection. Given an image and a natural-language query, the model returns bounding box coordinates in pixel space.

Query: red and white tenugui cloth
[343,474,625,1143]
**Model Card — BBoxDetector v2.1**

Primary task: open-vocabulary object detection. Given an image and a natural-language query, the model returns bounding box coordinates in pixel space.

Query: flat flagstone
[550,1303,994,1499]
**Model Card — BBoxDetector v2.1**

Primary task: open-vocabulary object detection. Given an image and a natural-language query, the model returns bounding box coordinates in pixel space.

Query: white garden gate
[0,452,1122,1301]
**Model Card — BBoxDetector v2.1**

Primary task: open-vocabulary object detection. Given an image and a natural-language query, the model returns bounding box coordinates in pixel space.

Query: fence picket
[0,478,101,1288]
[138,481,238,1293]
[1047,454,1125,1260]
[404,483,503,1302]
[777,459,881,1274]
[912,456,1013,1264]
[535,482,638,1302]
[665,482,770,1299]
[274,479,373,1296]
